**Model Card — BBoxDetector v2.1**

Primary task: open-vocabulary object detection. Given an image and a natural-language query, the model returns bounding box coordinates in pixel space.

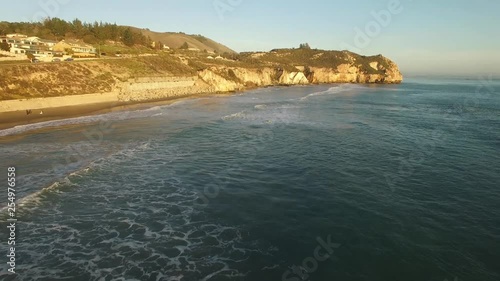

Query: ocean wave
[8,159,278,280]
[300,84,366,101]
[0,114,111,137]
[221,110,247,121]
[0,169,87,216]
[0,140,154,215]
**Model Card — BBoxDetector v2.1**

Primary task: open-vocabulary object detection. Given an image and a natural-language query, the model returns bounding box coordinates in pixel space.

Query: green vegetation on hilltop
[0,18,151,47]
[239,49,391,74]
[1,19,236,56]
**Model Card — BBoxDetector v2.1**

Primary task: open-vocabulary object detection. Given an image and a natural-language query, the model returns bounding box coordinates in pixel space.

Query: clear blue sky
[1,0,499,76]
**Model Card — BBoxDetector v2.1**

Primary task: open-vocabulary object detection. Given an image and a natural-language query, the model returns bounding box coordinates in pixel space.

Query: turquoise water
[1,78,499,281]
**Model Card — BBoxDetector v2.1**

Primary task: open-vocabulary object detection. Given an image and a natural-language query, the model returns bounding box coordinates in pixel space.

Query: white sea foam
[9,152,275,278]
[221,110,247,121]
[300,84,366,101]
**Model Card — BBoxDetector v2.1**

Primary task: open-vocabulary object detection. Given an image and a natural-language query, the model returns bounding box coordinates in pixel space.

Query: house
[1,34,63,57]
[6,34,27,38]
[26,45,52,57]
[5,37,23,46]
[206,56,214,60]
[53,40,96,56]
[24,37,41,44]
[215,55,224,60]
[9,46,26,55]
[187,47,201,52]
[39,39,58,50]
[4,37,29,54]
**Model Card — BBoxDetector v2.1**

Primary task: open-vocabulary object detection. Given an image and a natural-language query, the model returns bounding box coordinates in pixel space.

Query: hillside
[0,48,402,102]
[0,19,235,55]
[127,26,236,54]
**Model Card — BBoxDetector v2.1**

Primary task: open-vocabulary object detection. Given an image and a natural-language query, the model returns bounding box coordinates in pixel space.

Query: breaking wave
[300,84,366,101]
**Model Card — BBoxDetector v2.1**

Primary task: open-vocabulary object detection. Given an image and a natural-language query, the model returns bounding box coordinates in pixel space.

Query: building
[2,36,27,54]
[9,46,26,55]
[53,40,96,56]
[26,45,53,57]
[1,34,61,58]
[39,39,58,50]
[6,34,27,38]
[25,37,41,44]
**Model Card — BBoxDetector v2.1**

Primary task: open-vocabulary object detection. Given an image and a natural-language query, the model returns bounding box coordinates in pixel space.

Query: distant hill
[0,19,236,54]
[126,26,236,54]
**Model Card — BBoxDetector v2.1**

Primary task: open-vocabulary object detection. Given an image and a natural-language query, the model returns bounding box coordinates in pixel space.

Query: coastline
[0,54,403,132]
[0,91,233,132]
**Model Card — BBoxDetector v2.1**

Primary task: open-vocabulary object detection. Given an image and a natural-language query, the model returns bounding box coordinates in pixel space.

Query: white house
[6,34,27,38]
[25,37,41,43]
[39,39,58,50]
[53,40,96,56]
[9,46,26,55]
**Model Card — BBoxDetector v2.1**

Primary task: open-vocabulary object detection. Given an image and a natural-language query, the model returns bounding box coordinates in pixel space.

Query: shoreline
[0,80,397,134]
[0,91,234,132]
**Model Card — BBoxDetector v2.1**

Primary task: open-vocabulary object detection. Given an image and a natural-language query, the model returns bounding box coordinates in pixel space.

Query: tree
[299,43,311,49]
[179,42,189,50]
[0,41,10,52]
[0,18,157,49]
[122,28,134,47]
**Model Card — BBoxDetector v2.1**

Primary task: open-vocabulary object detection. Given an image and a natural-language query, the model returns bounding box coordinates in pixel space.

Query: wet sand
[0,92,229,131]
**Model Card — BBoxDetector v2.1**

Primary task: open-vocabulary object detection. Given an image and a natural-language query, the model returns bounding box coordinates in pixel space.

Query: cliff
[0,49,403,112]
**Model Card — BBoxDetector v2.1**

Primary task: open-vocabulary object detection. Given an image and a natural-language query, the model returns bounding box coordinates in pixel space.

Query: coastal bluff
[0,49,403,113]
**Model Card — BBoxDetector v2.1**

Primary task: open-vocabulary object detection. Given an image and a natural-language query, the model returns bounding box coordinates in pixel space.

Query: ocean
[0,77,499,281]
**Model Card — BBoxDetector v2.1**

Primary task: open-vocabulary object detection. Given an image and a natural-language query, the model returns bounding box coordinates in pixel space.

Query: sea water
[0,77,499,281]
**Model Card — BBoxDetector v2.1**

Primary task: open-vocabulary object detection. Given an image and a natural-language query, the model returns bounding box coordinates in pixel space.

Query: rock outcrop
[193,55,403,93]
[279,71,310,85]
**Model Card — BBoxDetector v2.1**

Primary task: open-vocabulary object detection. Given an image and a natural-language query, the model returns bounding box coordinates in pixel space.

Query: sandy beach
[0,92,225,131]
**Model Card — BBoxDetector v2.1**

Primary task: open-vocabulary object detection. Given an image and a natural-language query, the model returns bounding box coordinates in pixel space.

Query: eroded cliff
[0,49,403,107]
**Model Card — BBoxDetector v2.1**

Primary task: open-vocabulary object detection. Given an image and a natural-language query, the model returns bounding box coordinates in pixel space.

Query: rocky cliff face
[194,55,402,93]
[0,50,403,104]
